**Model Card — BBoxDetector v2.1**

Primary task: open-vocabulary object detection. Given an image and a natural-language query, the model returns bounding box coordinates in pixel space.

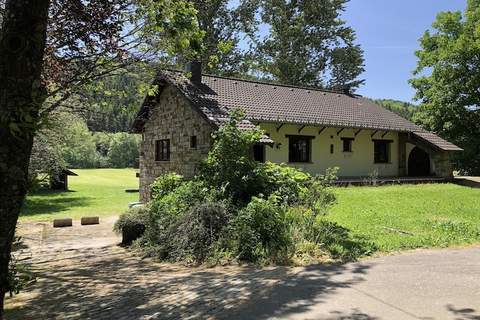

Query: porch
[335,176,451,186]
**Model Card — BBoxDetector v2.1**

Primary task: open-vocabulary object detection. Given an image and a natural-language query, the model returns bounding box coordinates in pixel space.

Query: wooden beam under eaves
[318,127,326,135]
[354,129,362,136]
[370,130,378,138]
[381,131,388,138]
[336,128,345,135]
[276,123,284,132]
[298,125,306,133]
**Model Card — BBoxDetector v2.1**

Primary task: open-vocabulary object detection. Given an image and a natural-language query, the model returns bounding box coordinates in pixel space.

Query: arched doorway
[408,147,431,176]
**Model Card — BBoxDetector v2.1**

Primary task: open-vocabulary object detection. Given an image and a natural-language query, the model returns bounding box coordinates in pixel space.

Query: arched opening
[408,146,431,177]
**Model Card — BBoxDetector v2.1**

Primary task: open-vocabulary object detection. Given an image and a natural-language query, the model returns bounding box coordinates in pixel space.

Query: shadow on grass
[21,194,91,217]
[6,245,375,320]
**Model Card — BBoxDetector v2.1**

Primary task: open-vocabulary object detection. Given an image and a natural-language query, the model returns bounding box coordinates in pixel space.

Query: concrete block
[53,218,72,228]
[81,216,99,225]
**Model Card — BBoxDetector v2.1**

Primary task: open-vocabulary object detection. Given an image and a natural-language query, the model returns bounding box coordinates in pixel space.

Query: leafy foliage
[410,0,480,174]
[229,195,291,263]
[113,207,150,234]
[199,110,263,201]
[7,237,36,297]
[118,111,374,265]
[250,0,365,90]
[150,172,184,199]
[374,99,417,121]
[107,133,141,168]
[170,202,230,263]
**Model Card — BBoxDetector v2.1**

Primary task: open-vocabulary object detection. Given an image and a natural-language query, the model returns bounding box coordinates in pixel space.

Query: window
[190,136,197,149]
[253,144,265,162]
[342,138,354,152]
[287,135,313,163]
[373,140,391,163]
[155,139,170,161]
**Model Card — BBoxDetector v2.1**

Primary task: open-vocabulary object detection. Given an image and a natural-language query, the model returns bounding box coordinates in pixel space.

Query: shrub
[254,162,310,204]
[170,202,230,263]
[230,195,291,263]
[131,112,376,266]
[113,207,149,245]
[8,237,36,296]
[199,110,263,202]
[300,167,339,216]
[139,180,225,260]
[149,179,219,217]
[150,173,184,199]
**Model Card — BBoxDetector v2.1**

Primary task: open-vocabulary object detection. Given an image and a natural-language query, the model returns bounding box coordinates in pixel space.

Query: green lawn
[328,183,480,252]
[21,168,139,221]
[21,170,480,253]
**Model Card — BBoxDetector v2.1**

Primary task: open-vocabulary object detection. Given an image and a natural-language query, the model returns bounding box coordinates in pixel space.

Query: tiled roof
[132,70,462,151]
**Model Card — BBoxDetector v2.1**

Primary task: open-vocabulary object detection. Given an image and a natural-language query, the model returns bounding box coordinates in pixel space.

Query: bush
[149,179,220,217]
[114,207,149,245]
[138,180,225,261]
[230,195,291,263]
[199,110,263,202]
[129,111,376,266]
[170,202,230,263]
[150,173,184,199]
[8,237,36,296]
[255,162,310,204]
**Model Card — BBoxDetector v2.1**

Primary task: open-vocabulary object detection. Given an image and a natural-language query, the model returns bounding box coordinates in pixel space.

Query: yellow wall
[260,123,400,177]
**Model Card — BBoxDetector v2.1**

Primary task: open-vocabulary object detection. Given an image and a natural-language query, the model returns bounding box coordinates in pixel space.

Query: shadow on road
[5,245,372,320]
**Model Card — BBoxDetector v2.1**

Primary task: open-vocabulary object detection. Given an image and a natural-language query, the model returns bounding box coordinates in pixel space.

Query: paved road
[5,219,480,320]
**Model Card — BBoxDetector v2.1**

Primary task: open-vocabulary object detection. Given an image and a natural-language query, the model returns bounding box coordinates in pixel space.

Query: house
[132,63,462,201]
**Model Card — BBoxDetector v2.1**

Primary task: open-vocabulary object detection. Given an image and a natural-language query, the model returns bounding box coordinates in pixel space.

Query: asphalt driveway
[5,219,480,320]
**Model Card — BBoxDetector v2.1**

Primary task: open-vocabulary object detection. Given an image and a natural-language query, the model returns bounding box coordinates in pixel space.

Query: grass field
[21,168,139,221]
[328,183,480,252]
[21,169,480,253]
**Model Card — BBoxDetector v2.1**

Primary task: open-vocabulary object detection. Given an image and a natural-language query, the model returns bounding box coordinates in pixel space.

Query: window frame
[373,139,392,164]
[341,137,354,153]
[253,144,266,162]
[286,135,314,163]
[190,135,197,149]
[155,139,170,161]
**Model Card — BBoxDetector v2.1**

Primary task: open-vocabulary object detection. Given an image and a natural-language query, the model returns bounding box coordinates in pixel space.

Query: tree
[28,114,68,190]
[251,0,364,89]
[0,0,203,316]
[410,0,480,174]
[142,0,256,75]
[0,1,50,316]
[374,99,417,121]
[107,133,141,168]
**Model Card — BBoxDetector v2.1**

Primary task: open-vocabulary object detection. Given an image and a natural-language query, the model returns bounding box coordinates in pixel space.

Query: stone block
[53,218,73,228]
[81,217,99,225]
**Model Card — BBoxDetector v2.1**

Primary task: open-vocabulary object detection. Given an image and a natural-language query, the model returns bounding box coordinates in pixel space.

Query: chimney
[186,60,202,84]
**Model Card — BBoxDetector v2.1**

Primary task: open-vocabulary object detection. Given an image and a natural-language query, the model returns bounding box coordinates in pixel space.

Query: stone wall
[431,152,454,178]
[139,85,213,201]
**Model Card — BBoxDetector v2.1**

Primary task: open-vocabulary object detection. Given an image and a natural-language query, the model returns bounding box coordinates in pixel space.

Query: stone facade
[406,134,453,178]
[139,85,213,201]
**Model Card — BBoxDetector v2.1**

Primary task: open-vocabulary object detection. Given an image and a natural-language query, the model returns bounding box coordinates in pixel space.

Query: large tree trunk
[0,0,50,318]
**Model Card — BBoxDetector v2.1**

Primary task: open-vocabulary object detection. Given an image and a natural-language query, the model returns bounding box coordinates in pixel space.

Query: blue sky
[343,0,466,102]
